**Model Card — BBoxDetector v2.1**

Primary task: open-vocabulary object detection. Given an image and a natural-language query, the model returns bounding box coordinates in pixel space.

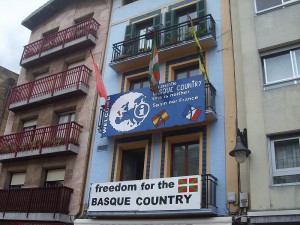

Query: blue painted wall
[87,0,227,216]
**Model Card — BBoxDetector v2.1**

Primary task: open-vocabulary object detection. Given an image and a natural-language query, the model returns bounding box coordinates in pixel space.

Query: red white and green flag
[148,39,160,93]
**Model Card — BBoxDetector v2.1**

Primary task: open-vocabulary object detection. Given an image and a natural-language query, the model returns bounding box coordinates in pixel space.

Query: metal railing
[201,174,217,209]
[0,122,82,156]
[111,14,216,62]
[8,65,91,106]
[0,186,73,216]
[21,18,100,61]
[205,82,216,113]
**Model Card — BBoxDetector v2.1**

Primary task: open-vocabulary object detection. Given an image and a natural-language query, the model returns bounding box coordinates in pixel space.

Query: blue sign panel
[101,76,205,137]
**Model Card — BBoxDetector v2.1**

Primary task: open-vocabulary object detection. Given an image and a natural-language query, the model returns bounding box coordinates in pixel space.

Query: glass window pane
[132,83,140,90]
[274,174,300,184]
[275,139,300,169]
[189,68,199,77]
[173,146,185,177]
[176,71,188,80]
[255,0,282,12]
[295,49,300,76]
[142,80,150,88]
[187,143,199,175]
[265,53,293,83]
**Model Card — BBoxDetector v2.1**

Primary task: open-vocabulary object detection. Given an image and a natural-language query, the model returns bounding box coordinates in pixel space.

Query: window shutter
[152,14,162,31]
[164,11,177,45]
[196,0,207,35]
[165,10,177,28]
[124,24,136,40]
[46,169,65,181]
[11,173,26,185]
[197,0,206,18]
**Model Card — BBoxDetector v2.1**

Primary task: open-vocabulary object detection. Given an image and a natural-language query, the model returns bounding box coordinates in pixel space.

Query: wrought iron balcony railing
[0,186,73,216]
[205,82,216,114]
[0,122,82,159]
[201,174,217,209]
[20,18,100,66]
[8,65,91,110]
[111,14,216,62]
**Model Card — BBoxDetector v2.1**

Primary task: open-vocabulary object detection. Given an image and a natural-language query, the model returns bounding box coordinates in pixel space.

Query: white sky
[0,0,49,74]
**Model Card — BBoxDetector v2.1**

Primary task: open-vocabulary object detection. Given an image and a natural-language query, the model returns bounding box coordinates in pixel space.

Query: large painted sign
[101,76,205,137]
[88,175,201,212]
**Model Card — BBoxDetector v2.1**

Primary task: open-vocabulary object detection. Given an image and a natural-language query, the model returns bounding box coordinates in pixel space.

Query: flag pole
[188,16,209,82]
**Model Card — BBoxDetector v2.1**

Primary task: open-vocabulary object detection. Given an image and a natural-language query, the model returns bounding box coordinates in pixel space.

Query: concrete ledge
[0,212,75,223]
[0,144,78,161]
[75,217,232,225]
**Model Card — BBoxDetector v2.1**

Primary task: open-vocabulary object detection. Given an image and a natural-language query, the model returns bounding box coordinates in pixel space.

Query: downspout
[76,0,114,219]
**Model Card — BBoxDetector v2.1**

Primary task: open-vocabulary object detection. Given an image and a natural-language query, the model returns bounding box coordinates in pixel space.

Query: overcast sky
[0,0,49,74]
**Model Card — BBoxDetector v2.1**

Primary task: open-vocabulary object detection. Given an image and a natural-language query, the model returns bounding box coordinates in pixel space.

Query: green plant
[42,42,52,51]
[184,29,193,40]
[75,29,84,38]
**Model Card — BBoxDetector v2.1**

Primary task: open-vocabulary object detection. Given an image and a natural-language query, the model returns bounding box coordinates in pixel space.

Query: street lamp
[229,129,251,163]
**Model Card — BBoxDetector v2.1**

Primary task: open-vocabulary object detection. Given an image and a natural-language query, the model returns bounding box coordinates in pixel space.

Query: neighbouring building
[0,66,18,135]
[75,0,237,224]
[231,0,300,224]
[0,0,112,224]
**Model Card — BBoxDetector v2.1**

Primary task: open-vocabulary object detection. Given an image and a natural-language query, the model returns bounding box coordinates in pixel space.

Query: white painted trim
[248,209,300,217]
[75,217,232,225]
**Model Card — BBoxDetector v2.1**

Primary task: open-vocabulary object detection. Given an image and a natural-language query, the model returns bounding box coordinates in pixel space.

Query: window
[175,65,199,80]
[165,1,205,44]
[136,20,153,51]
[263,48,300,86]
[129,77,150,90]
[58,112,75,124]
[270,135,300,185]
[44,169,65,187]
[42,27,59,37]
[35,71,49,80]
[255,0,299,13]
[123,14,161,56]
[23,119,37,131]
[10,172,26,189]
[120,148,145,181]
[123,0,138,6]
[171,141,199,177]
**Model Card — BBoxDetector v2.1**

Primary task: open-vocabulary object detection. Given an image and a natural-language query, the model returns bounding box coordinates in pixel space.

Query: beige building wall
[0,67,18,135]
[2,0,112,218]
[231,0,300,212]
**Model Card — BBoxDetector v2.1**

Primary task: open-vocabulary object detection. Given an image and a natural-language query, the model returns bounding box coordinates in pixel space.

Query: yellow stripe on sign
[161,112,168,119]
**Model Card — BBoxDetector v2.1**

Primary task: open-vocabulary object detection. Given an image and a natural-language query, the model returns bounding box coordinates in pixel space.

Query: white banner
[88,175,201,212]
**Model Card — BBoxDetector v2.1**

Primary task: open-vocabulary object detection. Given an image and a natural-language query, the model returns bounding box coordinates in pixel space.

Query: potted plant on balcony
[42,42,53,51]
[184,29,193,41]
[145,28,155,40]
[75,28,85,38]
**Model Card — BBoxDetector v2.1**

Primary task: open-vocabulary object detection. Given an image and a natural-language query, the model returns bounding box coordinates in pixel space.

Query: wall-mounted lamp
[229,129,251,163]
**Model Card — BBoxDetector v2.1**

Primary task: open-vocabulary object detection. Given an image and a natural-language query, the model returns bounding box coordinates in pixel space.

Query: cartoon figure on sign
[109,92,150,132]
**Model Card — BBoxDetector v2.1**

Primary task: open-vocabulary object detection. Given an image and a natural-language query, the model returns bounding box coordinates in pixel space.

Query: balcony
[0,186,72,221]
[87,174,217,217]
[110,14,216,72]
[205,82,217,121]
[0,122,82,162]
[8,66,91,112]
[20,18,100,68]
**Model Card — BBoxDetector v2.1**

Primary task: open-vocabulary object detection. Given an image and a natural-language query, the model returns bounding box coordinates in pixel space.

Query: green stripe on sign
[189,177,198,184]
[178,179,187,185]
[178,186,187,193]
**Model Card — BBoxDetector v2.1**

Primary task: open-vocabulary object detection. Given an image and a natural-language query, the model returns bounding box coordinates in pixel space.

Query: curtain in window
[275,139,300,169]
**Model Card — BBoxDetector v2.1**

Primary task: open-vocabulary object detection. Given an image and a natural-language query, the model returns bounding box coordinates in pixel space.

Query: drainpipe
[76,0,114,219]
